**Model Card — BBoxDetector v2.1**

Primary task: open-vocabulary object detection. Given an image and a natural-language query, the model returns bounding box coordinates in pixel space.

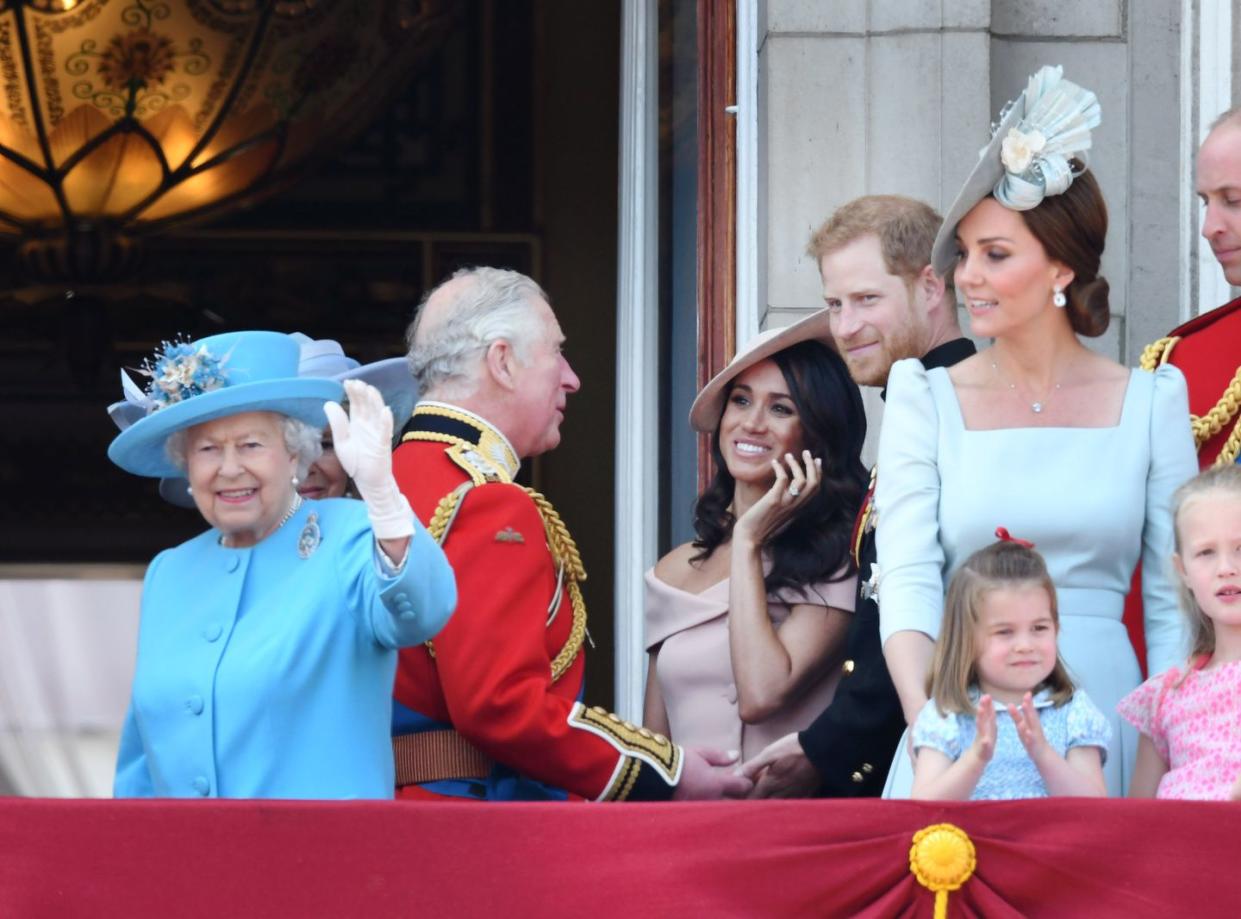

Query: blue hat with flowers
[108,330,343,478]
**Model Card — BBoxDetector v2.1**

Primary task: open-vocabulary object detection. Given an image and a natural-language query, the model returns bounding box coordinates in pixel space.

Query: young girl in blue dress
[911,531,1111,800]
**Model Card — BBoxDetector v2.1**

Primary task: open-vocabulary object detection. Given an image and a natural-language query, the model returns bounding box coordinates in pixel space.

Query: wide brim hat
[291,332,418,429]
[931,65,1101,277]
[108,330,343,479]
[689,309,834,433]
[107,400,196,507]
[931,98,1026,276]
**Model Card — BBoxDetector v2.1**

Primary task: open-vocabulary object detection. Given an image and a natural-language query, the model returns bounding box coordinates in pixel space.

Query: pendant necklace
[992,360,1061,414]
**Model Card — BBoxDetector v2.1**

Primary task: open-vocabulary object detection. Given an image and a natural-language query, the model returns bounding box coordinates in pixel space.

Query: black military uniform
[798,338,976,795]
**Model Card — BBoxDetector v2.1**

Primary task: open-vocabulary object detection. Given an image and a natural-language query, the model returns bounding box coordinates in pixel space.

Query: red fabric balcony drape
[1,797,1235,918]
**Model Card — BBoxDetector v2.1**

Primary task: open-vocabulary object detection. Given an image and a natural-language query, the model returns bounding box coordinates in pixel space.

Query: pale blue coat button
[203,624,222,642]
[192,776,210,796]
[186,695,204,715]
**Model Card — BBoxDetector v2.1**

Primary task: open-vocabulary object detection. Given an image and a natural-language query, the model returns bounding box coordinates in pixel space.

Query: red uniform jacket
[1127,297,1241,670]
[391,402,680,801]
[1143,296,1241,468]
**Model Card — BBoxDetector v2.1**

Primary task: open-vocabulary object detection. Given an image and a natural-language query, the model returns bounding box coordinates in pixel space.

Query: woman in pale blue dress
[875,67,1197,796]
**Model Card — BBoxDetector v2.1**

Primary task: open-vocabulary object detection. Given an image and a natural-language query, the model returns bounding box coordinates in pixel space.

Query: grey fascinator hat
[931,65,1102,275]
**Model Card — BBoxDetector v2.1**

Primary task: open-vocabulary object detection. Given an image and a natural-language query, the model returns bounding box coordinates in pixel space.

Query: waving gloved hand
[323,379,413,540]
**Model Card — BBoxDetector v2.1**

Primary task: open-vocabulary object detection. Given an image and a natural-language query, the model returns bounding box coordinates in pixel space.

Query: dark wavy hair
[691,340,868,592]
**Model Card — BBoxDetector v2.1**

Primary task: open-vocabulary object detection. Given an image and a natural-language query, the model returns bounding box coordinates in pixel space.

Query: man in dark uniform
[1141,105,1241,469]
[391,266,751,801]
[742,196,974,796]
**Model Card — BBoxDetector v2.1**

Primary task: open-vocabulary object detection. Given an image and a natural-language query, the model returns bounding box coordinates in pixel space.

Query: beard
[842,320,927,387]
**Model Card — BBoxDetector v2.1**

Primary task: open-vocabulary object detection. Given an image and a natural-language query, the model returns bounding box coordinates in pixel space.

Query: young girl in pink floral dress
[1119,465,1241,801]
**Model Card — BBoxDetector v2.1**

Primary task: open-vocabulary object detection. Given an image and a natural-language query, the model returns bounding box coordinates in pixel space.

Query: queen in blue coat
[108,330,456,799]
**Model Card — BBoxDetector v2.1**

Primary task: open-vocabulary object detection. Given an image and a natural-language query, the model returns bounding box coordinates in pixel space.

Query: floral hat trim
[930,65,1102,275]
[990,65,1100,212]
[120,337,232,414]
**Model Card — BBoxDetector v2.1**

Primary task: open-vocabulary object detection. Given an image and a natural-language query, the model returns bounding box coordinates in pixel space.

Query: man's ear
[916,263,946,308]
[485,339,519,391]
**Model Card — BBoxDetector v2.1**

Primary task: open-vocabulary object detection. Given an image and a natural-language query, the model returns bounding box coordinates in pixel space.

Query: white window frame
[1181,0,1234,320]
[613,0,658,720]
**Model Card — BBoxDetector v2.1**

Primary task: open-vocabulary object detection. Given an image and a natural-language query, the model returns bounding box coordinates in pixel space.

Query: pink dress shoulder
[645,565,855,760]
[1117,658,1241,801]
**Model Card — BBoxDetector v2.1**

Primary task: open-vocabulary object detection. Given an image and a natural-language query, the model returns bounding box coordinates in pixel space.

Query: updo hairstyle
[1016,165,1110,337]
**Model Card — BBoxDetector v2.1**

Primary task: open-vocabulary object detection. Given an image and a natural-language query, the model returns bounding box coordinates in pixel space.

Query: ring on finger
[788,485,801,498]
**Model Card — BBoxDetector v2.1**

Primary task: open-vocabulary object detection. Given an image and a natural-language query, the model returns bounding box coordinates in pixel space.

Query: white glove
[323,379,413,540]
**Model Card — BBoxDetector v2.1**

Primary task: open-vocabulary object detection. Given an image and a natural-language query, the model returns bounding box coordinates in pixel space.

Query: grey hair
[166,415,323,479]
[406,266,547,397]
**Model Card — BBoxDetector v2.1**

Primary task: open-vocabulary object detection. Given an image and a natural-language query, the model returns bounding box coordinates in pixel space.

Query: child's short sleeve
[1063,690,1112,764]
[911,699,964,760]
[1117,668,1179,762]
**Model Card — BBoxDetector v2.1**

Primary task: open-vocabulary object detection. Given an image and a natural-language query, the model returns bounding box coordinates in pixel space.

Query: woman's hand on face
[733,450,821,546]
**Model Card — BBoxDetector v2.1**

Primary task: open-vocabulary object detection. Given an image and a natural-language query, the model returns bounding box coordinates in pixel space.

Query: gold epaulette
[401,403,519,485]
[1139,335,1241,465]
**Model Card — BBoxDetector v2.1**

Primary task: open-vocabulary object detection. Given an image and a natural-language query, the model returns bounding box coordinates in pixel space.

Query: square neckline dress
[874,359,1198,796]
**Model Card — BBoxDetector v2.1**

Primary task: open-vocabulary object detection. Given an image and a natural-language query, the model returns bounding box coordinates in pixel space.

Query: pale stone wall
[759,0,1231,367]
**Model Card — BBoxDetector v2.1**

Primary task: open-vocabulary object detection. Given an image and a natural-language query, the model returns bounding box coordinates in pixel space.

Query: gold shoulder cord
[524,487,588,683]
[422,484,473,660]
[420,484,588,680]
[1139,336,1241,466]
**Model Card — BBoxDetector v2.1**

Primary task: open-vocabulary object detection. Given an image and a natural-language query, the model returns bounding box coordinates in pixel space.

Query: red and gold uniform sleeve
[1142,296,1241,468]
[399,480,679,800]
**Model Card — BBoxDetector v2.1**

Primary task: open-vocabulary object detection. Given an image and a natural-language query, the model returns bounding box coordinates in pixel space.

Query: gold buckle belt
[393,729,493,786]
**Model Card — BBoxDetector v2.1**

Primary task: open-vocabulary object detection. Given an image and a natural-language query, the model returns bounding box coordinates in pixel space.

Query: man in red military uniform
[390,266,751,801]
[1141,106,1241,469]
[1124,107,1241,669]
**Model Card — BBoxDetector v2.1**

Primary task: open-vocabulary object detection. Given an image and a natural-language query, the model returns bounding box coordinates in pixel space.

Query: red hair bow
[995,526,1035,549]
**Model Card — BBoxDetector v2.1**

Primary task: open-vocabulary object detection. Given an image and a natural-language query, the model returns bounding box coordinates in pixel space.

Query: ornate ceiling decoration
[0,0,453,280]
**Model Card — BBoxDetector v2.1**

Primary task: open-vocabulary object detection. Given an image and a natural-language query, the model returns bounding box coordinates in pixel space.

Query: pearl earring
[186,485,193,495]
[291,475,300,487]
[1052,288,1067,308]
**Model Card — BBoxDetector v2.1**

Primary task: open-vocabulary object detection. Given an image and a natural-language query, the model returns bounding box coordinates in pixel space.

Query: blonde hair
[1170,465,1241,667]
[929,539,1075,716]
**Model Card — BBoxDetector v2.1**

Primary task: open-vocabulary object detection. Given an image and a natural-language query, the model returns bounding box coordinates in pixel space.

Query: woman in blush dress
[643,310,868,760]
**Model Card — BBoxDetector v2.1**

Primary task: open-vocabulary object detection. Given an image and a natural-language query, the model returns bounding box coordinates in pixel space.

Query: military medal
[860,563,880,604]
